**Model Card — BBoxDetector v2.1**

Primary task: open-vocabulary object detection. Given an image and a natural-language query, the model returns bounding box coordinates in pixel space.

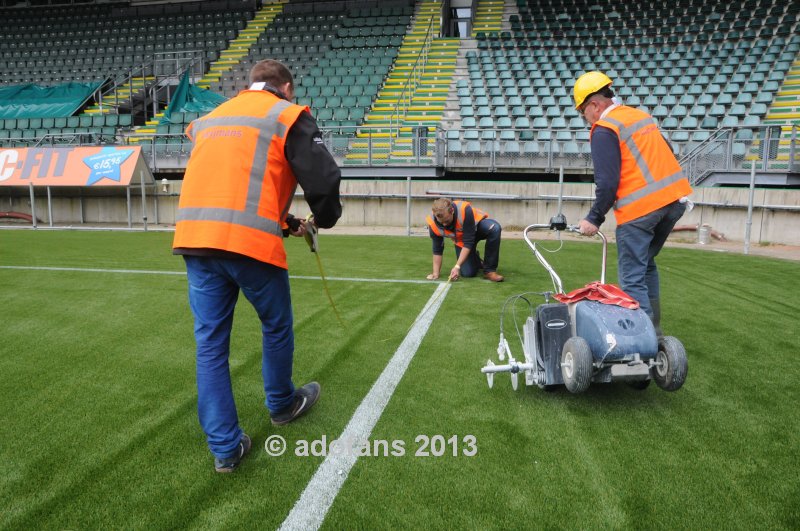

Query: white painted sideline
[0,265,186,276]
[278,281,451,531]
[0,266,434,284]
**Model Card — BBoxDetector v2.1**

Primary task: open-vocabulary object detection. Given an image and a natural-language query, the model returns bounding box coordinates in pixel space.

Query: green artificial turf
[0,230,798,529]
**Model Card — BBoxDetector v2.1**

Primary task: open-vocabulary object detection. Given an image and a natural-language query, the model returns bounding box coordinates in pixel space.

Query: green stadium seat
[316,107,333,121]
[680,116,698,129]
[717,94,733,105]
[671,131,689,142]
[709,105,726,117]
[729,104,747,117]
[661,117,679,129]
[742,116,760,127]
[652,106,669,119]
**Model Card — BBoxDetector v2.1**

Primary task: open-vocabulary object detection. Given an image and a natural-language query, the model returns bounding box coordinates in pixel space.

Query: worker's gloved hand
[285,214,307,237]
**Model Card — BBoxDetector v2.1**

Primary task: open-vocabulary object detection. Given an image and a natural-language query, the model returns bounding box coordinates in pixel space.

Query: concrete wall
[3,180,800,245]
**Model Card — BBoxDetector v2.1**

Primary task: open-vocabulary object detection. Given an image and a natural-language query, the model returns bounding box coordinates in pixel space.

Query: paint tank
[574,301,658,361]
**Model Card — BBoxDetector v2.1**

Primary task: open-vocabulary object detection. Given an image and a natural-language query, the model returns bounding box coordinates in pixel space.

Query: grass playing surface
[1,229,798,529]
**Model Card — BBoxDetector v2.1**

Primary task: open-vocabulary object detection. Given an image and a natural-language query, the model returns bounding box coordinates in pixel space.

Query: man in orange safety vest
[573,71,692,336]
[173,59,341,472]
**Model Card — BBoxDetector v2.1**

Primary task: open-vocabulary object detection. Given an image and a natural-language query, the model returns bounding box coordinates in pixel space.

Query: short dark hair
[597,86,615,99]
[249,59,294,88]
[582,85,615,109]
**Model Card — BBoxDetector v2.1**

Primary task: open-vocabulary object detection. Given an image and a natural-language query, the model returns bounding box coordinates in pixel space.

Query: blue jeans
[183,255,296,459]
[454,218,502,277]
[615,201,686,318]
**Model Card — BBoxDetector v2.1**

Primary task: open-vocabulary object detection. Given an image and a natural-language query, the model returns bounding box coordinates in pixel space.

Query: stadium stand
[0,0,255,147]
[127,0,414,164]
[0,0,797,183]
[449,0,799,176]
[346,0,459,165]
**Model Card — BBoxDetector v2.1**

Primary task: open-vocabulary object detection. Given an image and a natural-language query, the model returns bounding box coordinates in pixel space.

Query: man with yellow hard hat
[573,71,693,336]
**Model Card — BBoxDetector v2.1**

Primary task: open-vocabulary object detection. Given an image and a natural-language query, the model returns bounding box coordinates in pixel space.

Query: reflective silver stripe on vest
[176,207,283,236]
[177,99,294,238]
[603,114,657,184]
[615,169,686,209]
[246,100,292,217]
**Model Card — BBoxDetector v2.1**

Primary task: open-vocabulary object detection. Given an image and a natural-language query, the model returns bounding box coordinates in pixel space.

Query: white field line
[278,281,451,531]
[0,265,435,284]
[3,263,450,528]
[0,265,186,275]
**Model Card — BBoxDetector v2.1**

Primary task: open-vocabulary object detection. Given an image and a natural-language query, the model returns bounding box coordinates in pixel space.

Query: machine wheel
[653,336,688,391]
[561,337,593,393]
[628,379,651,390]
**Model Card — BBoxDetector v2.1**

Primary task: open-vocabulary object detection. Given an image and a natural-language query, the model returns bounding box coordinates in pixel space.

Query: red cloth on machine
[553,282,640,309]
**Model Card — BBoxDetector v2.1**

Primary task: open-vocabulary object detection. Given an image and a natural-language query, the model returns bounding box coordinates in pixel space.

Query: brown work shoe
[483,271,504,282]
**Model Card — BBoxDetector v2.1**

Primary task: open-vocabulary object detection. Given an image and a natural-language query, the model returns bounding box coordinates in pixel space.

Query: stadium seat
[700,117,719,129]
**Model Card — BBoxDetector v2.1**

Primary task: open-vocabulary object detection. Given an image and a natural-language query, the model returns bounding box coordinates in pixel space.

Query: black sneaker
[214,434,251,473]
[270,382,321,426]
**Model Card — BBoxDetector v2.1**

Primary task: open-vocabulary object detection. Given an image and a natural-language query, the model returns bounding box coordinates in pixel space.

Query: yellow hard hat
[573,71,613,109]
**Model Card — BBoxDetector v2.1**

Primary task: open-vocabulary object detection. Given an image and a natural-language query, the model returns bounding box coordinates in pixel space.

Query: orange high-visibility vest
[172,90,308,269]
[426,200,489,248]
[591,105,692,225]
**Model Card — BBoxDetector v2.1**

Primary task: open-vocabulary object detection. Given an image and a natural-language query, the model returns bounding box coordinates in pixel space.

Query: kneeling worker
[425,197,504,282]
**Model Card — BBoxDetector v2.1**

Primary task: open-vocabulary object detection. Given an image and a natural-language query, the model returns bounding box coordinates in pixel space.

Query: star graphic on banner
[82,147,134,186]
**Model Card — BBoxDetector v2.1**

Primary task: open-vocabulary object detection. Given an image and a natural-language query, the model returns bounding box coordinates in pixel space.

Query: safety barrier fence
[5,179,800,248]
[680,124,799,185]
[13,125,794,176]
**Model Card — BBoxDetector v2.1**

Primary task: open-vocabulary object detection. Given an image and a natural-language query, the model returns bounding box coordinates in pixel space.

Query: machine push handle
[566,225,607,285]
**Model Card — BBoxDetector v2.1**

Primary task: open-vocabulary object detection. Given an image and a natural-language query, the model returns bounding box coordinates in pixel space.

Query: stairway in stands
[196,1,286,90]
[346,0,458,165]
[470,0,503,36]
[128,1,284,140]
[83,76,154,118]
[752,54,800,169]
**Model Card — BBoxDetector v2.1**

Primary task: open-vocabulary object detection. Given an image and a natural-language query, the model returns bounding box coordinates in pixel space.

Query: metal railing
[19,124,790,177]
[93,50,205,121]
[678,125,799,185]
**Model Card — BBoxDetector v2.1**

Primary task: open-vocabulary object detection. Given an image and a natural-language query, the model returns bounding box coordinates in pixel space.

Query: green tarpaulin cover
[0,81,103,119]
[160,71,227,125]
